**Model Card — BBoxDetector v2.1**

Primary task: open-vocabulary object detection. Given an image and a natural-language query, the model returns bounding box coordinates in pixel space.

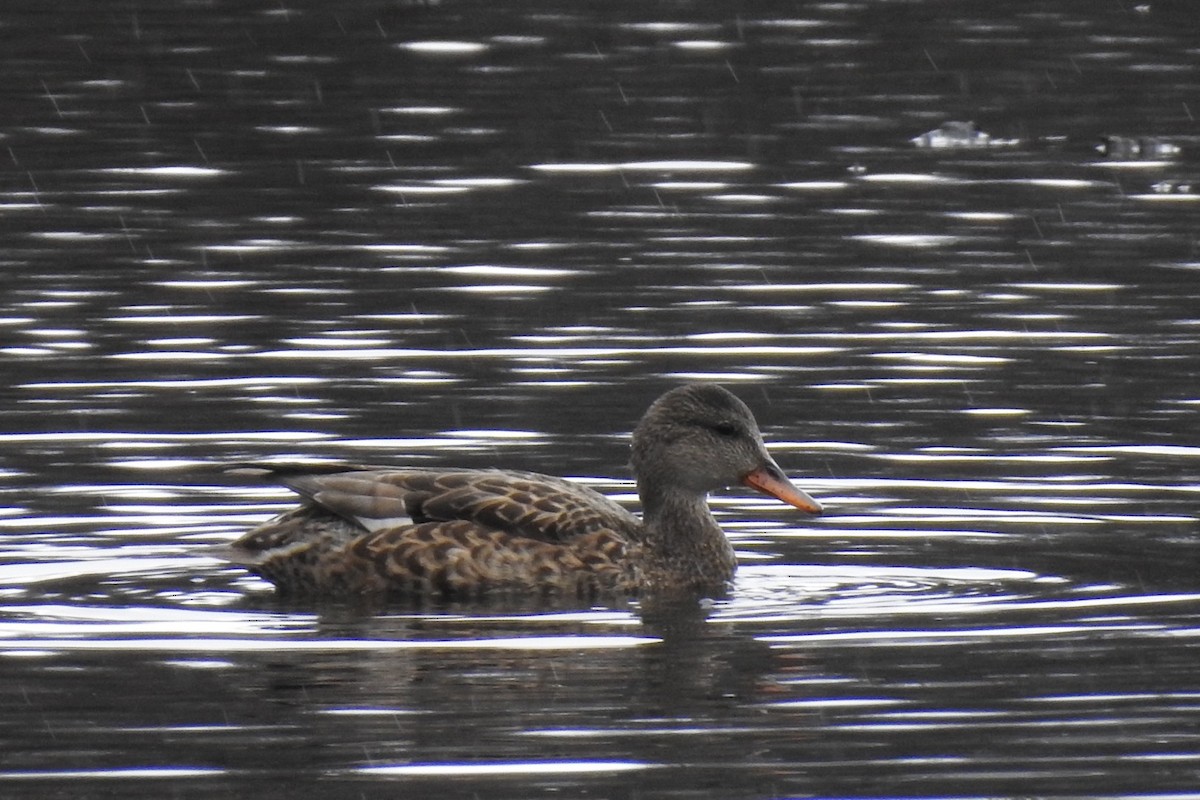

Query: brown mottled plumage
[221,383,822,600]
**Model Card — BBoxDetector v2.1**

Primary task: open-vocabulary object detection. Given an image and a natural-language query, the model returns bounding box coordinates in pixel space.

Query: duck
[221,383,822,599]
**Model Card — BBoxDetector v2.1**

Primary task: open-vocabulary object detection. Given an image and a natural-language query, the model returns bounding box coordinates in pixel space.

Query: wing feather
[226,464,643,596]
[282,467,638,544]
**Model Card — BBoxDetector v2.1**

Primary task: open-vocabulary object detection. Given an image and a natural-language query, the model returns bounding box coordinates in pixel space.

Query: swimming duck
[222,383,822,599]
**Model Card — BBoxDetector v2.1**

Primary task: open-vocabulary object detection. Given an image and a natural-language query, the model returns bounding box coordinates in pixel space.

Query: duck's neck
[639,483,737,591]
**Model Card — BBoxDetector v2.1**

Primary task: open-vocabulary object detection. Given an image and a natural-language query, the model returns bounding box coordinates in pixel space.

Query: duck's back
[225,465,644,597]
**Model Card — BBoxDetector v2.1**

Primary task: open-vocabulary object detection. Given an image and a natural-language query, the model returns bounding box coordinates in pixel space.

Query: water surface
[4,1,1200,797]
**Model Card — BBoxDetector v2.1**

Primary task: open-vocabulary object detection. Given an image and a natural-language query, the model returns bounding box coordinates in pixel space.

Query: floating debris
[1151,179,1194,194]
[912,121,988,149]
[911,121,1017,149]
[1096,135,1182,160]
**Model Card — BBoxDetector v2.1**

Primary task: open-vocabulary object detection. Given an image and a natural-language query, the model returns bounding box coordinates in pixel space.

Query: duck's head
[630,383,822,514]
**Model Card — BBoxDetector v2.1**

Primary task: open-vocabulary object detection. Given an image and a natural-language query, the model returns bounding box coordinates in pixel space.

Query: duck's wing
[252,465,640,545]
[229,510,636,597]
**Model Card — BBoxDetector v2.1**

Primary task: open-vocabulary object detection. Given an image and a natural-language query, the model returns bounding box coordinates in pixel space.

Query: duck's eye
[711,422,740,437]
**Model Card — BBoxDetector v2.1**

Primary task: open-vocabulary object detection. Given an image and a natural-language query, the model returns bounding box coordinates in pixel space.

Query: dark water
[4,1,1200,797]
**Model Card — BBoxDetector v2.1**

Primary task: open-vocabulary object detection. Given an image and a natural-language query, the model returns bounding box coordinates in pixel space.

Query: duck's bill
[741,464,823,515]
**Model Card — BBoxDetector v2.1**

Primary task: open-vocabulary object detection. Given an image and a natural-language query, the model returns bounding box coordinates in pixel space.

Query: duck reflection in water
[219,383,822,601]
